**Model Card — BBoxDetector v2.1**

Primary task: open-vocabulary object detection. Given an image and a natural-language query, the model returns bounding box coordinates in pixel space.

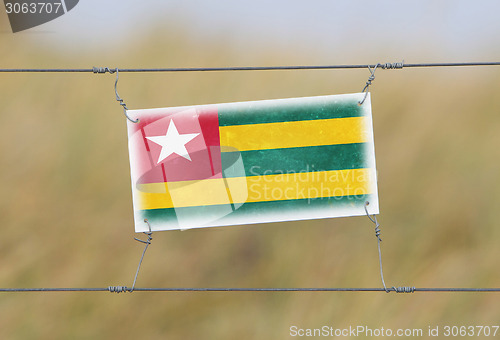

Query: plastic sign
[126,93,379,232]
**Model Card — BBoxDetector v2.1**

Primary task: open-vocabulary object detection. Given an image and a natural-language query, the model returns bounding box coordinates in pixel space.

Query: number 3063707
[5,2,63,14]
[443,325,499,337]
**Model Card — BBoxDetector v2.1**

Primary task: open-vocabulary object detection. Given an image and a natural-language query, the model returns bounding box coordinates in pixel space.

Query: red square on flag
[130,107,222,185]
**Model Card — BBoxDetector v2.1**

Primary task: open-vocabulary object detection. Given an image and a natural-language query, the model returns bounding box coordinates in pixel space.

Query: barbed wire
[0,61,499,73]
[0,287,499,293]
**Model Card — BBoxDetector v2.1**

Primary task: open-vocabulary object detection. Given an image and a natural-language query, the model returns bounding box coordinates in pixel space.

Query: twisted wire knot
[92,67,116,74]
[374,221,382,242]
[92,66,137,122]
[359,61,404,105]
[391,286,416,293]
[108,286,129,293]
[359,64,378,105]
[364,202,382,242]
[380,61,404,69]
[362,70,376,93]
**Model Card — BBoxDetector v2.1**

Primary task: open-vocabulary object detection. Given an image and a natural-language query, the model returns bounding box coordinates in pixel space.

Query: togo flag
[126,93,378,232]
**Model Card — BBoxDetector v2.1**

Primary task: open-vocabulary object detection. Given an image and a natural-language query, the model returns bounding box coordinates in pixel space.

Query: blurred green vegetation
[0,16,499,340]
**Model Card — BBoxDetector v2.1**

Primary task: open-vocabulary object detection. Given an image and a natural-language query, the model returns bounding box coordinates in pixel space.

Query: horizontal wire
[0,62,499,73]
[0,287,499,293]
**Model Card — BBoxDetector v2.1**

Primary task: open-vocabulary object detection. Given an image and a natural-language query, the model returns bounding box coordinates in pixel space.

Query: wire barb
[364,201,389,292]
[93,66,138,123]
[359,64,378,105]
[364,202,416,294]
[113,68,139,123]
[380,61,405,70]
[391,286,415,293]
[129,219,154,293]
[92,67,115,74]
[109,220,153,294]
[108,286,129,293]
[358,61,404,105]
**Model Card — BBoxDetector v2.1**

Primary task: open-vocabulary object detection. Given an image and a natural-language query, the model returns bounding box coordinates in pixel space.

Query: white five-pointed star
[146,120,199,163]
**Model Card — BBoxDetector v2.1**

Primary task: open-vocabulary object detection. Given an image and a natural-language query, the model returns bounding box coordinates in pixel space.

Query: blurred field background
[1,2,500,339]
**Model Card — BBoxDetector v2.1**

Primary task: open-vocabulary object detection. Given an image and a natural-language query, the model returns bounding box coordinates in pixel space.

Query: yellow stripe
[219,117,369,151]
[135,168,375,210]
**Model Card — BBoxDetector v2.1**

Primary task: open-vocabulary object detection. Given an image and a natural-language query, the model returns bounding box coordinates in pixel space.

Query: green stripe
[221,143,367,177]
[139,194,372,228]
[218,97,363,127]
